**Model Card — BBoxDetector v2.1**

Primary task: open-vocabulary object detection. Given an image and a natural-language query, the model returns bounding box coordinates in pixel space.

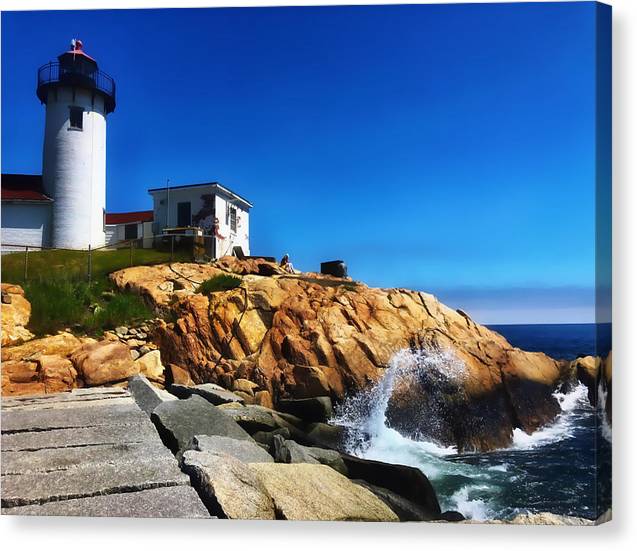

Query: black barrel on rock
[321,260,348,278]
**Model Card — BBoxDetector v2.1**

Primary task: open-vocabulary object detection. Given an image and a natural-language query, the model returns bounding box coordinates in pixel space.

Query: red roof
[1,174,53,202]
[105,210,154,224]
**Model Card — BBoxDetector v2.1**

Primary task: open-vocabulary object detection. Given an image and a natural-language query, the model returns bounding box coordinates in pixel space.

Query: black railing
[37,61,116,113]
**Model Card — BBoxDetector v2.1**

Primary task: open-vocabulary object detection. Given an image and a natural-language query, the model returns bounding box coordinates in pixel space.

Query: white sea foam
[333,346,466,452]
[332,348,595,521]
[511,383,589,450]
[597,380,612,443]
[449,486,494,521]
[487,464,509,473]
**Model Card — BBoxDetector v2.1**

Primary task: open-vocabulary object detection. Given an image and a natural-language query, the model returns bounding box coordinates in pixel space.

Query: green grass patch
[85,292,153,333]
[1,246,191,285]
[21,278,152,336]
[2,246,188,336]
[198,274,242,295]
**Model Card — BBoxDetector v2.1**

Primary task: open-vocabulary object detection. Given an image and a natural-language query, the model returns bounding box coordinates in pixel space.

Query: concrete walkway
[1,387,210,518]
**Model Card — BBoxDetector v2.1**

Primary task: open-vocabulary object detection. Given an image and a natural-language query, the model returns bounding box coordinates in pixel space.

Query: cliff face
[111,259,573,452]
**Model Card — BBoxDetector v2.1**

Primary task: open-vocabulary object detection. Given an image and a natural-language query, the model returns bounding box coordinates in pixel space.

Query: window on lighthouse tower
[69,106,84,130]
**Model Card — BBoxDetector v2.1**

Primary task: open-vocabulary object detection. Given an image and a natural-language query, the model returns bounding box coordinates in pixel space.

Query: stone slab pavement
[1,387,210,518]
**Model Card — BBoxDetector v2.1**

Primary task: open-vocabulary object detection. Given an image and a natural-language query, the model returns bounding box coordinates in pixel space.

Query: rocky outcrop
[151,395,252,454]
[2,330,168,397]
[272,434,347,474]
[110,261,573,452]
[127,375,177,416]
[1,331,83,362]
[340,454,441,520]
[1,283,34,347]
[169,383,245,405]
[181,450,276,520]
[70,340,139,386]
[503,512,595,525]
[250,462,398,521]
[108,259,287,310]
[134,350,164,384]
[189,434,274,463]
[2,333,85,396]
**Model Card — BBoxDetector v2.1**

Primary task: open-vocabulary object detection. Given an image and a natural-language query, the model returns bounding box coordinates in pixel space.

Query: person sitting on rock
[280,253,296,274]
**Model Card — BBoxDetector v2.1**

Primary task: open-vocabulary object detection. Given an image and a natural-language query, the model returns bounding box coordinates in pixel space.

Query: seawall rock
[111,261,575,451]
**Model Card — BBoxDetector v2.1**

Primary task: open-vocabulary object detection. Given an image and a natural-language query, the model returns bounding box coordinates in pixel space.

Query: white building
[0,175,53,252]
[148,182,252,258]
[1,40,253,259]
[104,210,154,246]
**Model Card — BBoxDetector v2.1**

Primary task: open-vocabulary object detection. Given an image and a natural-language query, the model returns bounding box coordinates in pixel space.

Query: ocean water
[333,323,612,521]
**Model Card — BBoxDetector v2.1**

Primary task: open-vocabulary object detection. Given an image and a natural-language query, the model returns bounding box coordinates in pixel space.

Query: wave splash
[333,347,466,455]
[510,382,589,450]
[332,347,598,520]
[597,380,612,443]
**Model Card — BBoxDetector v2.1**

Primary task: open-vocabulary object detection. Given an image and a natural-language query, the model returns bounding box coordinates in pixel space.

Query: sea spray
[332,346,603,520]
[597,379,612,443]
[333,346,467,454]
[332,347,496,517]
[511,382,589,450]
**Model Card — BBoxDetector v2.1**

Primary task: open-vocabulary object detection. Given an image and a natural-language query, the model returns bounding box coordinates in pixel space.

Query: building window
[69,107,83,130]
[230,206,237,233]
[177,202,191,227]
[124,223,138,240]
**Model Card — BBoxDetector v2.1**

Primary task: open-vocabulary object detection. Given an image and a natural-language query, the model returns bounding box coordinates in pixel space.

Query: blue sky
[1,3,606,324]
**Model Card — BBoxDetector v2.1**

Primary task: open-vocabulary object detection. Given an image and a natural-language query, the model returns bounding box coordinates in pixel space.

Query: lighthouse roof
[59,49,97,63]
[58,39,97,64]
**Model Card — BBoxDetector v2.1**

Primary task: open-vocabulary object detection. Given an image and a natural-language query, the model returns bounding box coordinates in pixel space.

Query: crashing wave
[333,346,466,454]
[510,382,588,450]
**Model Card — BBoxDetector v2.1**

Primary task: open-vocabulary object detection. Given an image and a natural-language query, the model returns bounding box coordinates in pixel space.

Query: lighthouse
[37,39,116,249]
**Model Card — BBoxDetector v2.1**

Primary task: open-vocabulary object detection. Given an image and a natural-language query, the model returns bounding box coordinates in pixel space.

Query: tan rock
[38,355,77,393]
[1,379,46,396]
[2,360,39,383]
[254,390,274,409]
[134,350,165,383]
[1,332,83,362]
[1,283,34,347]
[250,463,398,521]
[182,450,275,520]
[233,378,259,396]
[506,512,594,525]
[167,363,193,386]
[70,340,138,386]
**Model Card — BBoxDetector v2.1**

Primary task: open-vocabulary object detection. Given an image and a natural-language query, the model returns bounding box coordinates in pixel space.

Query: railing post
[129,240,133,267]
[23,246,29,282]
[87,245,92,284]
[170,234,174,262]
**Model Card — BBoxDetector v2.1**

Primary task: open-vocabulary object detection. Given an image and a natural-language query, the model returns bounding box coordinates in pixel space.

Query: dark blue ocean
[488,323,612,362]
[336,323,612,521]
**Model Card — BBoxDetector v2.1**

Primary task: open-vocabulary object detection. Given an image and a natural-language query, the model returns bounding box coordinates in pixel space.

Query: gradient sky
[1,3,605,324]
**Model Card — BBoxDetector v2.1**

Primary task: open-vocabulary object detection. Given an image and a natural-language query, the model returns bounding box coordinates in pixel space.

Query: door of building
[177,202,191,227]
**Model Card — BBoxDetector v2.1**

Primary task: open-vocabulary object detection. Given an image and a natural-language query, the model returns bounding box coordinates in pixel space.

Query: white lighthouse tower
[37,39,116,249]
